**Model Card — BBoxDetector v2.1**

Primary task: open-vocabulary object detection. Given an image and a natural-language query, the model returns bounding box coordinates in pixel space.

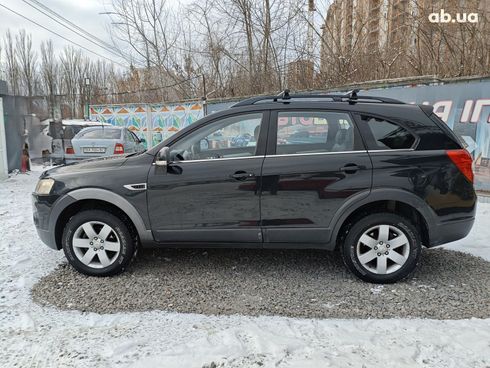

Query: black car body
[32,92,476,283]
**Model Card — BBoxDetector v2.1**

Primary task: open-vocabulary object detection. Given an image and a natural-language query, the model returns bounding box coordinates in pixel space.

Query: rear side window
[125,129,136,143]
[77,128,122,139]
[274,111,362,155]
[130,131,140,142]
[362,116,415,150]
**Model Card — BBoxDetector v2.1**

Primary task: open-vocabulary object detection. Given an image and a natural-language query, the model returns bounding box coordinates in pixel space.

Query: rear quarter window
[361,115,415,150]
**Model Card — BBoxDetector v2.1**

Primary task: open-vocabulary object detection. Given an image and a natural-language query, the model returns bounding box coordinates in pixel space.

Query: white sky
[0,0,126,65]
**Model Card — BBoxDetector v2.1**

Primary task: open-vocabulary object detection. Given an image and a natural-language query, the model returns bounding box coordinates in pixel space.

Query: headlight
[35,178,55,195]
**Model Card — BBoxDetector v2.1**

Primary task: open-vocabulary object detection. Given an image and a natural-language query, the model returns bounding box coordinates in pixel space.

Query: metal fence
[89,102,204,149]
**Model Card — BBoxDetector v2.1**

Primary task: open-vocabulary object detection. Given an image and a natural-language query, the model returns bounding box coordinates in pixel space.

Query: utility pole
[202,74,208,116]
[85,77,91,120]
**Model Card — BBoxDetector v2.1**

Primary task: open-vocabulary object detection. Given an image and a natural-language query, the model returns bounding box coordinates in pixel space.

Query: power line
[21,0,122,58]
[0,3,127,68]
[27,0,118,52]
[22,0,129,62]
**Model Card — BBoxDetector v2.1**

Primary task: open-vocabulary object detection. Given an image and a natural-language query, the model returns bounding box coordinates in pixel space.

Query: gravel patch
[32,248,490,319]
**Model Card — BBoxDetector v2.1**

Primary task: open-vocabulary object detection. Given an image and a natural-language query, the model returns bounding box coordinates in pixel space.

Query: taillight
[65,147,74,154]
[446,149,474,183]
[114,143,124,154]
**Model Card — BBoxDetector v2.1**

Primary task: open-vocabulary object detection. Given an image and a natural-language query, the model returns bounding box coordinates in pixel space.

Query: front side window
[275,111,358,155]
[170,113,263,161]
[362,115,415,150]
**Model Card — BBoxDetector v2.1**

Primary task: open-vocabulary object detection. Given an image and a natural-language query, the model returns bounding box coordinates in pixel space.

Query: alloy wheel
[355,224,410,274]
[72,221,121,269]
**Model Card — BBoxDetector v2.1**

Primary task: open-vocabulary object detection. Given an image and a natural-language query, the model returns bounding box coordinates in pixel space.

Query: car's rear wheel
[62,210,136,276]
[341,213,421,283]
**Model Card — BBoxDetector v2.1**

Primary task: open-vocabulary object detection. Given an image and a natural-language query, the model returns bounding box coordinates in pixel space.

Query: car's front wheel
[341,213,421,283]
[62,210,136,276]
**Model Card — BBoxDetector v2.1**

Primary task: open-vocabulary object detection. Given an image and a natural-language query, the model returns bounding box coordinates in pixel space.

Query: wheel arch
[51,188,152,250]
[331,189,435,249]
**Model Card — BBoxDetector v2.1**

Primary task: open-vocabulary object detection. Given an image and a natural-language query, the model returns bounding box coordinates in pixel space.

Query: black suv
[32,91,476,283]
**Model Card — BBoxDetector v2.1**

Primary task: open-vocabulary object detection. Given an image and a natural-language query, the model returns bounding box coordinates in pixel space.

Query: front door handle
[340,164,363,173]
[231,171,255,180]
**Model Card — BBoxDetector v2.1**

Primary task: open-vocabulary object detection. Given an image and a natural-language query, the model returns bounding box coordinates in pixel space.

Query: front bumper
[32,194,59,249]
[35,227,57,250]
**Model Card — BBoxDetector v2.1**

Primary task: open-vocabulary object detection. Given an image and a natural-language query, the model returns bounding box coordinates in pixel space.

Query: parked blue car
[65,126,145,164]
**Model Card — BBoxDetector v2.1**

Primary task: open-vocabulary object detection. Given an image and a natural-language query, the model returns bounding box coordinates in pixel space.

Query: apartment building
[320,0,489,85]
[286,59,315,90]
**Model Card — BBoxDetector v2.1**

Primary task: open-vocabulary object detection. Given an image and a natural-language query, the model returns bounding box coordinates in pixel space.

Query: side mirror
[155,147,170,167]
[139,137,146,144]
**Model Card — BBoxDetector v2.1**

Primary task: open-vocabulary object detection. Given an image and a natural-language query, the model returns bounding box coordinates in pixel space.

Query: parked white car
[65,126,146,163]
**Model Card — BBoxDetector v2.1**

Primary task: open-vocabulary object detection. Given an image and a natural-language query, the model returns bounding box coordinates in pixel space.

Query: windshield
[76,128,122,140]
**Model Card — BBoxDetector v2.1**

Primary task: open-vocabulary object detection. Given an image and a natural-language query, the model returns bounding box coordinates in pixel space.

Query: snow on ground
[443,195,490,261]
[0,166,489,368]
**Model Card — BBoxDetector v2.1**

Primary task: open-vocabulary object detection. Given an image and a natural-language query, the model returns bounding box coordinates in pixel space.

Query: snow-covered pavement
[1,166,489,368]
[443,195,490,261]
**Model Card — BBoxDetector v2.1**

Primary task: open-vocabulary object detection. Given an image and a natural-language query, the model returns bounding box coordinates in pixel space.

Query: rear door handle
[231,171,255,180]
[340,164,363,173]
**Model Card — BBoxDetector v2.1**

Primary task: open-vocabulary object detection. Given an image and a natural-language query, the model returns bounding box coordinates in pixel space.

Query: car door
[260,109,372,245]
[147,111,269,244]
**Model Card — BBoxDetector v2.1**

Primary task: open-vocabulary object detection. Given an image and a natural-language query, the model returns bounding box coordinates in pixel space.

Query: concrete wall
[2,95,27,172]
[0,98,8,180]
[0,93,49,171]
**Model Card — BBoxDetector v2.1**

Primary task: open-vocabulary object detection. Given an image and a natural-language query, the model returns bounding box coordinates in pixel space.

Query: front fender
[50,188,153,249]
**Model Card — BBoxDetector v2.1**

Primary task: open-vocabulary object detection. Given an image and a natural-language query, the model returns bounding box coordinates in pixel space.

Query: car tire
[62,210,136,276]
[341,213,421,284]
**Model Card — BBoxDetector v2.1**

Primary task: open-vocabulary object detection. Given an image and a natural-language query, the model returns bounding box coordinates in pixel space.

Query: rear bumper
[64,155,93,164]
[428,217,475,247]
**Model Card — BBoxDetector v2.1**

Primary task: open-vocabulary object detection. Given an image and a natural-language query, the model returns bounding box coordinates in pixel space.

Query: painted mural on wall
[148,103,203,146]
[89,103,203,148]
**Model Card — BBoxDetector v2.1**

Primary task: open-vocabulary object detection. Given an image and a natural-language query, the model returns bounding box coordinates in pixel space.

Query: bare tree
[59,46,83,118]
[109,0,190,100]
[316,0,490,87]
[3,30,20,95]
[15,30,37,96]
[1,0,488,110]
[40,40,59,117]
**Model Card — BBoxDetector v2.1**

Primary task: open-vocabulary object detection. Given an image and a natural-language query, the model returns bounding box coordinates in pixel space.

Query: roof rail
[231,89,405,107]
